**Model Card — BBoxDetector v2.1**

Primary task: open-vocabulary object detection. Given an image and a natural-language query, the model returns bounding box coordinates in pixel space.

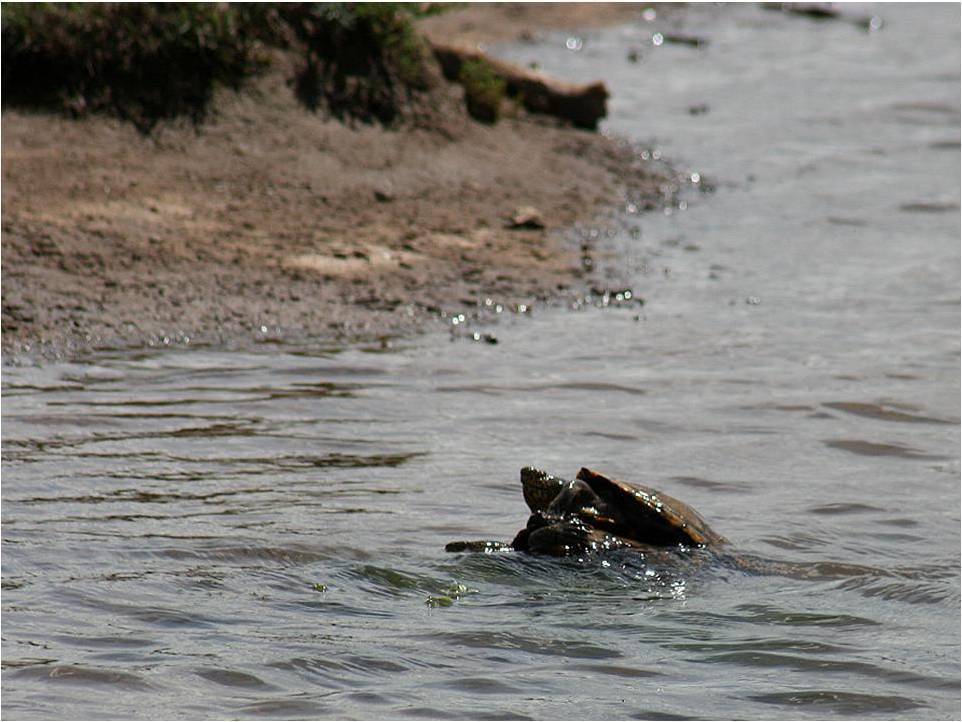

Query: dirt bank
[2,4,667,362]
[417,3,655,46]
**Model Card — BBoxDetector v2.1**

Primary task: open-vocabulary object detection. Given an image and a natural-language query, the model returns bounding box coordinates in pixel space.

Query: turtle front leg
[445,540,513,553]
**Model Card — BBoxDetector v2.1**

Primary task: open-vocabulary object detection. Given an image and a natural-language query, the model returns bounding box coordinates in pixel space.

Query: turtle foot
[445,540,513,553]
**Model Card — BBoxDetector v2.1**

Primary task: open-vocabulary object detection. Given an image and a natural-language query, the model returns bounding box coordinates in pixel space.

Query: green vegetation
[1,3,261,133]
[1,3,435,133]
[457,58,506,124]
[425,581,475,607]
[281,3,433,124]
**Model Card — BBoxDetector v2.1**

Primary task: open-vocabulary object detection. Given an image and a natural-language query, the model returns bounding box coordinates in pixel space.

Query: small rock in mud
[508,206,546,229]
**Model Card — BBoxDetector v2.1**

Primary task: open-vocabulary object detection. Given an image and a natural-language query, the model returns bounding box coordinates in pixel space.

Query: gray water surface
[3,4,960,720]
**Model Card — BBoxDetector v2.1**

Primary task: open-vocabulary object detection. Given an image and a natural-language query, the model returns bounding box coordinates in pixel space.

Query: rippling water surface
[3,4,960,720]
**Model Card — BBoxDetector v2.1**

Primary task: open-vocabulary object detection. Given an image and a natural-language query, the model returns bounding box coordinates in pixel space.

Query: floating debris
[762,3,884,31]
[662,33,709,48]
[471,331,498,345]
[575,287,646,310]
[426,582,476,608]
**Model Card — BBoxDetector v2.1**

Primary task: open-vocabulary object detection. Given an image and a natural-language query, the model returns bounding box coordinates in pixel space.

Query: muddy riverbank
[1,3,668,362]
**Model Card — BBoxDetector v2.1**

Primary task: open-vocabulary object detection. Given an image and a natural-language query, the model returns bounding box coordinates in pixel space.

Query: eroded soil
[1,3,666,361]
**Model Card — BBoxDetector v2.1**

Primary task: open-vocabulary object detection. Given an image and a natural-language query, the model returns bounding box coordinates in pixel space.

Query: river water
[2,4,959,720]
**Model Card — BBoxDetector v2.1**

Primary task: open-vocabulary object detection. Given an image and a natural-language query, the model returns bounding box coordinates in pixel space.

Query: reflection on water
[3,3,960,720]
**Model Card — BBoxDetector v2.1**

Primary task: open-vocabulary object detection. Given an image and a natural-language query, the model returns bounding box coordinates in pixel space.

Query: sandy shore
[2,3,668,362]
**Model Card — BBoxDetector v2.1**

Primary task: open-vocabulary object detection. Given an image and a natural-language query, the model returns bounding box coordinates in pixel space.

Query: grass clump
[1,2,437,132]
[282,3,434,125]
[1,3,262,133]
[458,59,505,124]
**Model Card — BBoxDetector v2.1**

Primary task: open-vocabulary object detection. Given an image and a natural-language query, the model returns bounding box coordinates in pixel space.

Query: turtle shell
[573,467,727,548]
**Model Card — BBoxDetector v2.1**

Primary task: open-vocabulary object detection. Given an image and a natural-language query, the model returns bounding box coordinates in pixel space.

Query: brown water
[2,4,960,720]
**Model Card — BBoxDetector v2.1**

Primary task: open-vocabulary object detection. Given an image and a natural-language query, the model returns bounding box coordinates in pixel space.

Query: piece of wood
[430,41,609,129]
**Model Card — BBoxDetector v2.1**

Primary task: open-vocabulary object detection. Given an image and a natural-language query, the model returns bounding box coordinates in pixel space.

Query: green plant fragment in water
[425,581,477,607]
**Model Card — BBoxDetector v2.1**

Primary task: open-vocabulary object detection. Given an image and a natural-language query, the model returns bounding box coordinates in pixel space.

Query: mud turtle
[446,466,728,556]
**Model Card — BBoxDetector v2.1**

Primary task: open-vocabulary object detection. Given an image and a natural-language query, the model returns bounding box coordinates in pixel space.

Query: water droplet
[868,15,883,31]
[643,7,657,22]
[690,171,701,184]
[626,202,638,214]
[746,296,761,305]
[679,200,688,211]
[652,32,664,46]
[260,325,268,333]
[565,36,584,51]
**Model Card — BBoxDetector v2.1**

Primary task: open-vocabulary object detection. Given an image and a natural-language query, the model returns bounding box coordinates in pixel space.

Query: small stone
[508,206,545,229]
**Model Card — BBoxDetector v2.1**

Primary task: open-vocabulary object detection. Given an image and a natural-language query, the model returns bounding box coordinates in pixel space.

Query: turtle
[445,466,728,557]
[445,468,869,582]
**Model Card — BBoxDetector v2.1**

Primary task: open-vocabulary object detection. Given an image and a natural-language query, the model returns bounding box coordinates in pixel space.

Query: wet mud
[2,4,674,364]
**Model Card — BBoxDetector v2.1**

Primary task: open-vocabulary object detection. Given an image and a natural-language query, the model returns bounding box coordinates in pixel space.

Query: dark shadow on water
[822,439,948,460]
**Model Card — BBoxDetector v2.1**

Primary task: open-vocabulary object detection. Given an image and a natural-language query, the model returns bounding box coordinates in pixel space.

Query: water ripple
[747,689,927,714]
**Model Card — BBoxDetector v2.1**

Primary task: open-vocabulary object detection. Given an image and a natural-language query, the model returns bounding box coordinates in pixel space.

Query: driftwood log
[430,41,609,130]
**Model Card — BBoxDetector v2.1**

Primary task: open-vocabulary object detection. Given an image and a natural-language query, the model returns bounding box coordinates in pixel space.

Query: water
[3,4,959,719]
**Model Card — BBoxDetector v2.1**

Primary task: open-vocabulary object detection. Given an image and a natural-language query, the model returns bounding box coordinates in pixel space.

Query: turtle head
[511,509,640,555]
[520,467,567,513]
